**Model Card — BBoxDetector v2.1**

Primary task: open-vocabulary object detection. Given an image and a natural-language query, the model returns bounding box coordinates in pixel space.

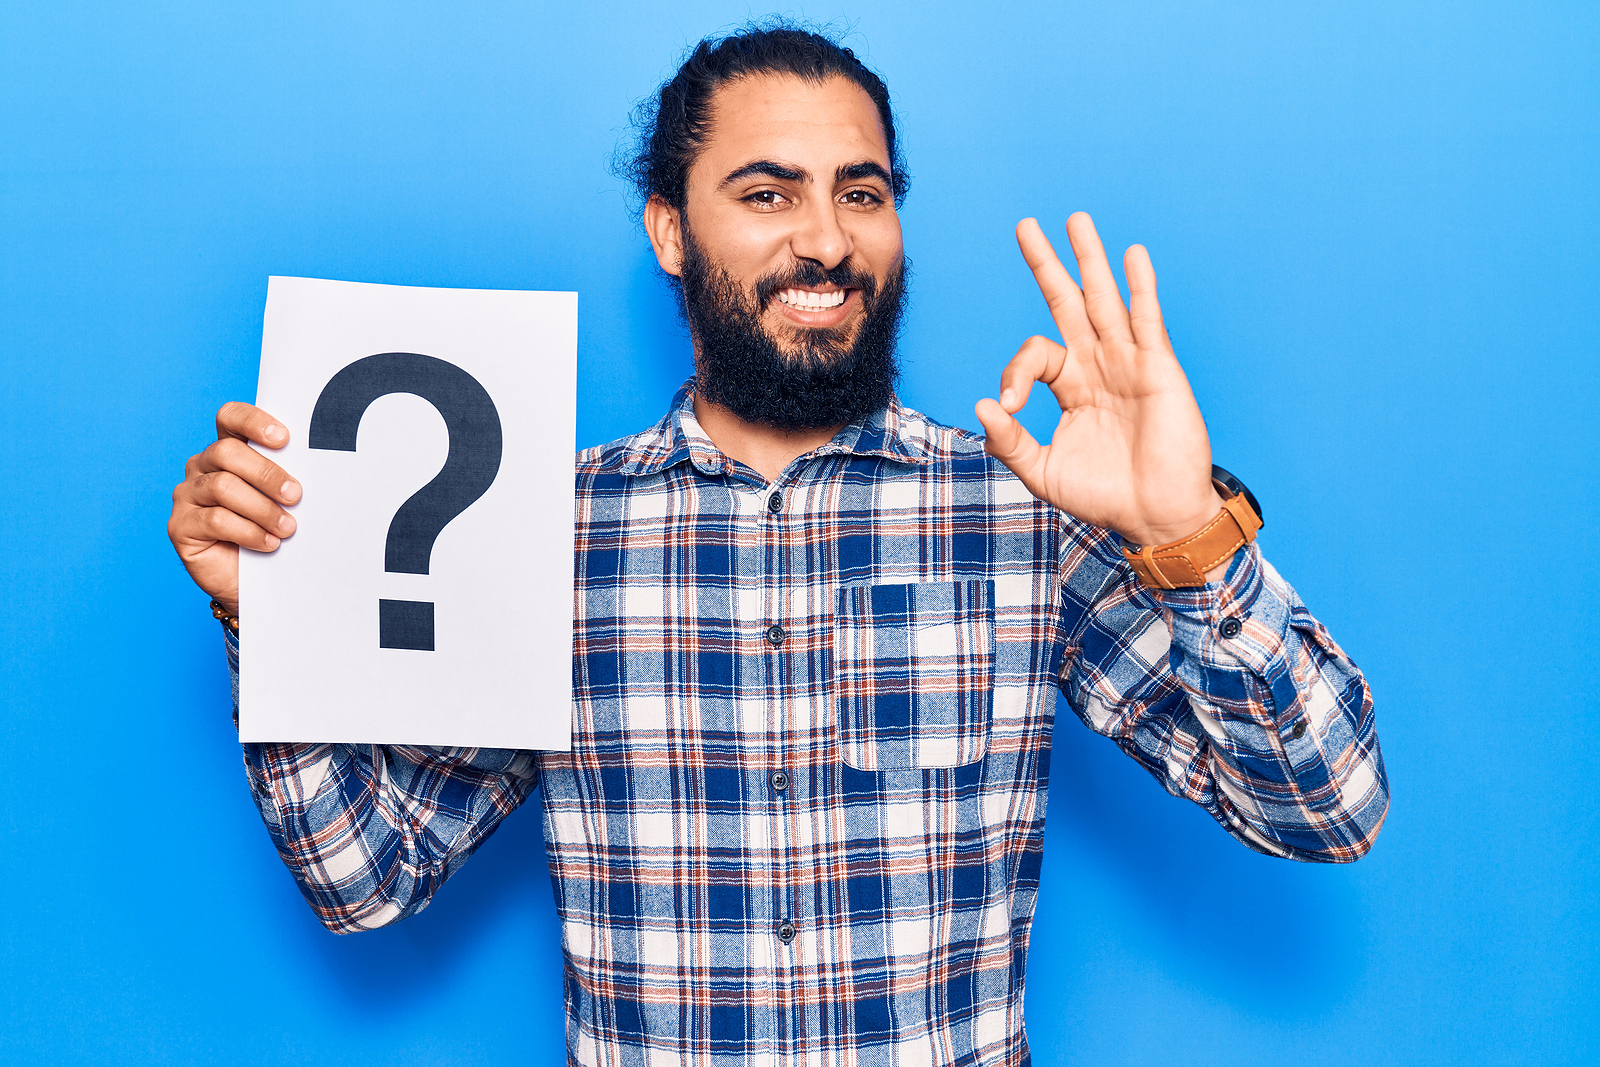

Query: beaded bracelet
[210,598,240,634]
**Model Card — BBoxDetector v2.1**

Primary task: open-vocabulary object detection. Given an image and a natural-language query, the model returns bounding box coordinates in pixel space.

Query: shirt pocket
[833,579,995,770]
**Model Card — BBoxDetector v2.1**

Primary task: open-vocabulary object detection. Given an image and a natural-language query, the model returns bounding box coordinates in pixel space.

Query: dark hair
[620,19,910,217]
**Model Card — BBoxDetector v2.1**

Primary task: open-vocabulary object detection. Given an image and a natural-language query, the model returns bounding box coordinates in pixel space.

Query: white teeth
[778,288,846,309]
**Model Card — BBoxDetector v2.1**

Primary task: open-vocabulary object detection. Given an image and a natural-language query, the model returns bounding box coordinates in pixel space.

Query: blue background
[2,1,1595,1064]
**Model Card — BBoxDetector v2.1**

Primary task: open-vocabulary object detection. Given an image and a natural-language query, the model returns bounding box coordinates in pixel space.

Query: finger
[1124,244,1168,349]
[974,397,1048,498]
[175,504,282,553]
[216,401,289,449]
[1064,212,1132,343]
[1015,218,1096,347]
[187,469,298,538]
[997,335,1069,412]
[195,437,301,505]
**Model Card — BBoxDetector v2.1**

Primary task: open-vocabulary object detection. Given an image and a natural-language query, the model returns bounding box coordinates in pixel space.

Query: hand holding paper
[168,401,301,615]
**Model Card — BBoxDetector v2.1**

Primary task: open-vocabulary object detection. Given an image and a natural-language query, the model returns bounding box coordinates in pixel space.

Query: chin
[772,324,861,363]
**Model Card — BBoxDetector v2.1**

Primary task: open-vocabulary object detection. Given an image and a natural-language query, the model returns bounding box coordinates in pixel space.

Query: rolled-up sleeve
[1058,525,1389,862]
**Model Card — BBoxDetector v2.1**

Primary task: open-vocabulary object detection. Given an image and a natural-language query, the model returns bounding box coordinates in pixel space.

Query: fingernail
[1001,389,1017,408]
[281,480,300,503]
[264,424,286,444]
[277,513,296,534]
[264,534,281,550]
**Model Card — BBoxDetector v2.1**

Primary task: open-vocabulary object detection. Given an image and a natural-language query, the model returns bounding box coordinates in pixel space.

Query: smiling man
[168,23,1388,1067]
[648,71,908,451]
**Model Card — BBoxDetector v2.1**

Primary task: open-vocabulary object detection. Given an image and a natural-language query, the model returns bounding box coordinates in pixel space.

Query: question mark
[307,352,503,651]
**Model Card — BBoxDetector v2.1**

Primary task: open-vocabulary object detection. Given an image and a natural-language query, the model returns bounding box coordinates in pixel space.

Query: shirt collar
[614,379,935,478]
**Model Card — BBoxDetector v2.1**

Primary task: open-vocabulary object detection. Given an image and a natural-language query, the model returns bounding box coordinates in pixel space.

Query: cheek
[856,219,904,275]
[741,236,798,287]
[703,218,790,280]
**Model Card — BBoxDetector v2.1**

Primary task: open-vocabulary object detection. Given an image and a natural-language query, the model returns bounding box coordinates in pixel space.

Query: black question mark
[308,352,503,651]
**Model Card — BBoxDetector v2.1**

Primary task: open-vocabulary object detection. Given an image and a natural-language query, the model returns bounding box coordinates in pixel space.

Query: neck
[692,394,844,484]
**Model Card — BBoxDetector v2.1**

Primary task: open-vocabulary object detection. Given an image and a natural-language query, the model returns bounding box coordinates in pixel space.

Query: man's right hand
[168,402,301,617]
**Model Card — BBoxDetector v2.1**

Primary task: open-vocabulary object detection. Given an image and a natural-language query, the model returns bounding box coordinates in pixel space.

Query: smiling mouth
[775,287,850,311]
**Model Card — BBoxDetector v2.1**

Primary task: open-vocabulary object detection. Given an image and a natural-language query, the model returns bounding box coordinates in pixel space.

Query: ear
[644,196,685,276]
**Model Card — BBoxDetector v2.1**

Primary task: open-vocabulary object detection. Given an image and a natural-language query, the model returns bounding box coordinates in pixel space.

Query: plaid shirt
[236,384,1387,1067]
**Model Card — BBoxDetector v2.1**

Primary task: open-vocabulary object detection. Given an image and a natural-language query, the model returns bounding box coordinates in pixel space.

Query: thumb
[975,397,1047,493]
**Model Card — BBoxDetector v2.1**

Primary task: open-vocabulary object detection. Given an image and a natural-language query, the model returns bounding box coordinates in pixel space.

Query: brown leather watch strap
[1121,479,1264,589]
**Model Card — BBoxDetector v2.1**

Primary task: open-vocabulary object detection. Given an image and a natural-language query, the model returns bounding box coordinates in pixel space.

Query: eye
[840,188,885,207]
[743,189,789,208]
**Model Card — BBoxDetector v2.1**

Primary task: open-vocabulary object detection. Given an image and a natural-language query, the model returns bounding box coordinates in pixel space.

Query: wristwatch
[1121,464,1264,589]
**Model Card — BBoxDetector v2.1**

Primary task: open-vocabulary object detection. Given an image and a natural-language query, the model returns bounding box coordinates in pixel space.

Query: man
[168,24,1387,1066]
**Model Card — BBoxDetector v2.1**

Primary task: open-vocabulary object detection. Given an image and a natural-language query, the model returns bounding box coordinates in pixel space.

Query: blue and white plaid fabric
[236,383,1387,1066]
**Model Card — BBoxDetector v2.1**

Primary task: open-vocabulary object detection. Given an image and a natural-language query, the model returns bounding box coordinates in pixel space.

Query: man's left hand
[975,212,1222,548]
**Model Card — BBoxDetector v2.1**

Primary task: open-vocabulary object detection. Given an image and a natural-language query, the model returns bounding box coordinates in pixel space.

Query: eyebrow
[835,160,893,186]
[717,158,894,190]
[718,160,809,188]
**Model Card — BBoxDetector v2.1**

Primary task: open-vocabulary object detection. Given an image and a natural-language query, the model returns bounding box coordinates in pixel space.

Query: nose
[788,196,852,271]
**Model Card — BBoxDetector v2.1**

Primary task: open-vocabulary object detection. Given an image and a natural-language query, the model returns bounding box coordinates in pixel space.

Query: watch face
[1210,464,1264,528]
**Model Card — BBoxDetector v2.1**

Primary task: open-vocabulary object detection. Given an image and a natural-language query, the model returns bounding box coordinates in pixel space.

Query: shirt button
[1292,720,1307,739]
[1218,616,1243,639]
[770,769,789,792]
[765,624,787,646]
[777,921,796,944]
[767,491,783,514]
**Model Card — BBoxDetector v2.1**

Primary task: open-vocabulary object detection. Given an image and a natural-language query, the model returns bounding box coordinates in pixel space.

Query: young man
[168,25,1387,1067]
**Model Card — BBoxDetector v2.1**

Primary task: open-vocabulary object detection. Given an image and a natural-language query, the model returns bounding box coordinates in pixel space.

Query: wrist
[1121,472,1263,590]
[1118,490,1226,550]
[210,598,240,633]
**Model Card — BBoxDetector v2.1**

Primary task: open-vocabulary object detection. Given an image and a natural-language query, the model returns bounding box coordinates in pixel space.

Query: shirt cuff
[1132,542,1294,680]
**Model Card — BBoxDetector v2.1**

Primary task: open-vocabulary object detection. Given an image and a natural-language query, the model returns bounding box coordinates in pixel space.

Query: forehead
[693,73,890,180]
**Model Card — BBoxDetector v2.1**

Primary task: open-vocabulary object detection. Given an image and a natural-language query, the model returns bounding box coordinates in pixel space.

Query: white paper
[239,276,575,750]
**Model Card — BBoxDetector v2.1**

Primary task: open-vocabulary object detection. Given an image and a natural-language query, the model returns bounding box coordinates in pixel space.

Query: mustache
[753,258,880,310]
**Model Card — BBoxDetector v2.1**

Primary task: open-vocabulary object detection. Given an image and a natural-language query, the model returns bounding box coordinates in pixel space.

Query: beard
[676,226,907,432]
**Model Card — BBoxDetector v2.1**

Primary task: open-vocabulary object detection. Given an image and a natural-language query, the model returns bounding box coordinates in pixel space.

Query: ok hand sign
[975,213,1223,549]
